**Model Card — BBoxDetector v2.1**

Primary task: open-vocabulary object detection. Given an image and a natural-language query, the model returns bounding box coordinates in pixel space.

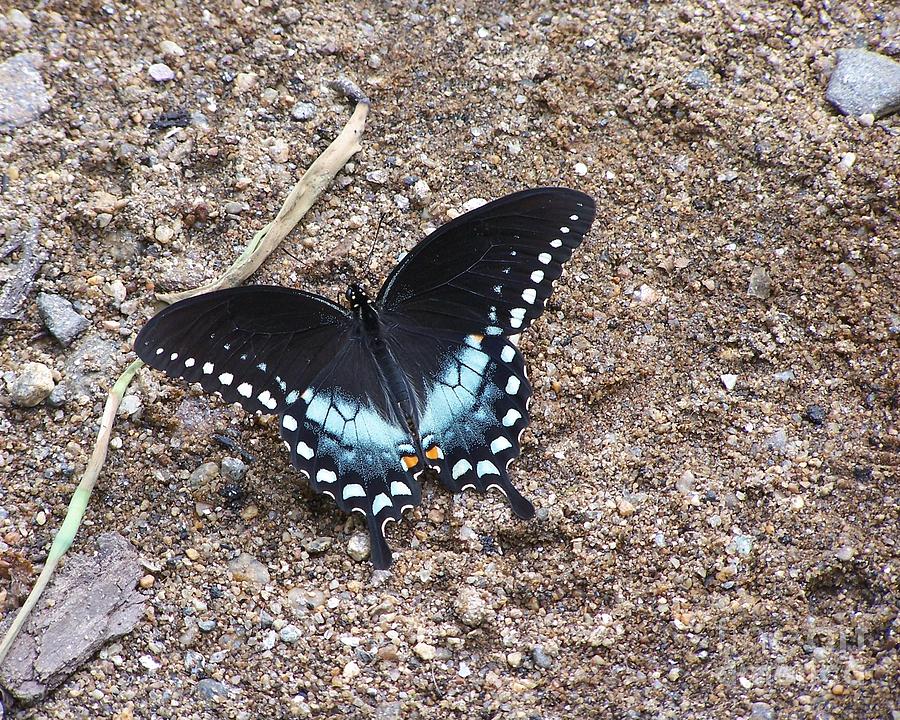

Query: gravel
[346,533,370,562]
[1,2,897,718]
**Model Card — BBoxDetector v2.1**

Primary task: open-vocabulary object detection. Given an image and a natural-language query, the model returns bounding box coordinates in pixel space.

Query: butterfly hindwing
[276,338,424,568]
[377,188,595,336]
[384,320,535,518]
[135,286,350,416]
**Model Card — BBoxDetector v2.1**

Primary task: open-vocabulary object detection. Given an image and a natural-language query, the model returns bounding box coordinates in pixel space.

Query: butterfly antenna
[362,212,386,288]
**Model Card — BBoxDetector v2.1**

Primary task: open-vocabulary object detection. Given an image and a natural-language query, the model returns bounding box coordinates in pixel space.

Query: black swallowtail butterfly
[135,188,596,567]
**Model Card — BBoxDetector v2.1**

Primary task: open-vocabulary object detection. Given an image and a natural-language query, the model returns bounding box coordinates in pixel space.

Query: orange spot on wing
[402,455,418,470]
[425,446,442,460]
[470,333,484,343]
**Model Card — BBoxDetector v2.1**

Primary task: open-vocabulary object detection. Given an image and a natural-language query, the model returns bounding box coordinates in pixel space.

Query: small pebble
[826,48,900,119]
[290,102,316,121]
[0,53,51,129]
[195,679,229,700]
[10,362,55,407]
[749,702,775,720]
[343,660,361,679]
[803,405,826,425]
[139,655,161,672]
[233,72,258,95]
[748,266,772,299]
[189,462,219,488]
[684,68,711,89]
[139,574,155,589]
[220,457,247,483]
[185,548,200,561]
[366,169,388,185]
[721,374,738,391]
[413,642,436,661]
[506,651,523,668]
[148,63,175,82]
[197,619,217,633]
[159,40,185,57]
[302,536,332,555]
[347,533,370,562]
[279,624,301,644]
[227,552,271,585]
[616,498,635,518]
[276,7,301,25]
[224,201,245,215]
[454,585,492,628]
[532,645,553,669]
[573,161,588,176]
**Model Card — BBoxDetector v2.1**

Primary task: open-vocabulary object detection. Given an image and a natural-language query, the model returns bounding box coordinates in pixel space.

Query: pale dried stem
[0,91,369,673]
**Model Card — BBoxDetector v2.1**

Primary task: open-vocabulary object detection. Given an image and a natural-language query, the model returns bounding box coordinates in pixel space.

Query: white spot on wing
[203,362,214,374]
[501,345,516,363]
[477,460,500,477]
[316,468,337,484]
[282,414,298,432]
[452,459,472,480]
[491,436,512,454]
[531,270,544,283]
[570,214,579,220]
[170,352,179,361]
[343,483,366,500]
[184,358,195,368]
[538,252,551,264]
[502,408,522,427]
[550,239,563,248]
[296,441,314,459]
[390,481,412,496]
[560,226,570,233]
[522,288,537,304]
[155,348,164,355]
[218,372,233,386]
[258,390,277,410]
[372,493,392,514]
[505,376,520,394]
[237,382,253,398]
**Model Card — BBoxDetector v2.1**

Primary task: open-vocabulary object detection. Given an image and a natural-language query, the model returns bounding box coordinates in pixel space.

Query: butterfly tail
[366,514,393,569]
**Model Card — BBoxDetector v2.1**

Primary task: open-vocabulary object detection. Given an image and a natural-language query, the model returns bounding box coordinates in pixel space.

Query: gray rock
[276,7,302,25]
[197,619,217,633]
[9,362,54,407]
[684,68,711,90]
[46,384,67,407]
[750,702,775,720]
[532,644,553,669]
[347,533,370,562]
[747,266,772,300]
[220,456,247,483]
[279,624,301,644]
[290,102,316,121]
[826,48,900,119]
[365,169,388,185]
[61,335,120,401]
[0,53,50,130]
[195,678,230,700]
[302,536,333,555]
[0,533,145,703]
[148,63,175,82]
[36,293,90,347]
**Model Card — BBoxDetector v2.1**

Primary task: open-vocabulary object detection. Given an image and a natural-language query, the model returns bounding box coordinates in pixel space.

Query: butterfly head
[345,283,370,310]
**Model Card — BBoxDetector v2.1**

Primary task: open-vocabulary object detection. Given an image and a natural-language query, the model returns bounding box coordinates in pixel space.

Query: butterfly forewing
[135,286,351,415]
[377,188,596,336]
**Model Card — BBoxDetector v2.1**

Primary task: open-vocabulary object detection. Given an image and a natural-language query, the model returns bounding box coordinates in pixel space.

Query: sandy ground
[1,1,898,718]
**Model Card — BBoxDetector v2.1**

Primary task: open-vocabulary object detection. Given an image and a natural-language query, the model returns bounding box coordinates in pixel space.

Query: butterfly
[135,187,596,568]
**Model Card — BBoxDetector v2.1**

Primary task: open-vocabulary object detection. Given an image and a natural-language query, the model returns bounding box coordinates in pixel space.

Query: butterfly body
[136,188,596,567]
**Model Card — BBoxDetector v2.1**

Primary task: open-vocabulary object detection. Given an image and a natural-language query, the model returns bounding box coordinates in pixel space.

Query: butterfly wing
[376,188,594,517]
[135,286,351,415]
[278,336,423,569]
[135,286,422,568]
[383,320,534,517]
[376,187,596,335]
